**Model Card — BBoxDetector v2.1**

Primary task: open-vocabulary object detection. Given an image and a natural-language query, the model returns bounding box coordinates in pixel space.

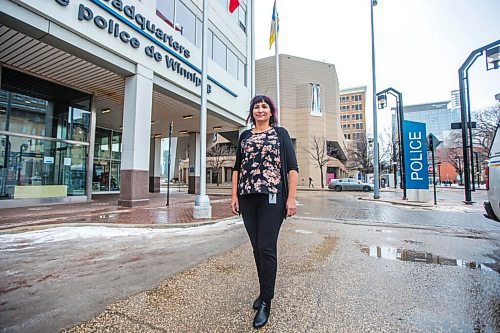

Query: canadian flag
[229,0,240,13]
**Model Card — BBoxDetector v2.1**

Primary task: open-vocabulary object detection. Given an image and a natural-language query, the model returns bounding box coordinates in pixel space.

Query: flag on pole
[229,0,240,13]
[269,0,279,49]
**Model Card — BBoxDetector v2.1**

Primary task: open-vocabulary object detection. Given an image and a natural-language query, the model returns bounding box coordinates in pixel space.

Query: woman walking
[231,95,298,329]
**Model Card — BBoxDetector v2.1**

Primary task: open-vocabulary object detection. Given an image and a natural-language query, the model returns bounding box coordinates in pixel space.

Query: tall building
[392,98,460,147]
[256,54,348,187]
[450,90,461,110]
[0,0,254,208]
[339,86,367,140]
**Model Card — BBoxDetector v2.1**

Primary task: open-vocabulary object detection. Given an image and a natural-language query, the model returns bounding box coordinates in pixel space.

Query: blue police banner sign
[403,120,429,189]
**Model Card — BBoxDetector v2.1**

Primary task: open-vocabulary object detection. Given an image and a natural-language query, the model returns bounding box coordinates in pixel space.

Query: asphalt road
[1,190,499,332]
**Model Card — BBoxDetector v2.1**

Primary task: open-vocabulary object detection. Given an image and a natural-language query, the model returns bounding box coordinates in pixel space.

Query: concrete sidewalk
[0,185,486,232]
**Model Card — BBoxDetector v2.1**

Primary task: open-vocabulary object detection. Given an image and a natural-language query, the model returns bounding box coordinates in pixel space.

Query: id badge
[269,193,277,204]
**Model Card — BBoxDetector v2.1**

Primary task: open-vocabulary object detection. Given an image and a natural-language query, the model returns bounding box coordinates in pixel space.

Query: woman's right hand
[231,196,239,215]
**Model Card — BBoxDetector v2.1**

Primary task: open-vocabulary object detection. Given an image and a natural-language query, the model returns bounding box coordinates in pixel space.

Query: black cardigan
[233,127,299,218]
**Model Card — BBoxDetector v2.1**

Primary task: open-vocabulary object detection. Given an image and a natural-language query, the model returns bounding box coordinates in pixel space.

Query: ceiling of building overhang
[0,25,242,138]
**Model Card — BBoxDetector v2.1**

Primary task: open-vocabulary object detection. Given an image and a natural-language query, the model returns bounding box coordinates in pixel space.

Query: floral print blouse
[238,128,282,195]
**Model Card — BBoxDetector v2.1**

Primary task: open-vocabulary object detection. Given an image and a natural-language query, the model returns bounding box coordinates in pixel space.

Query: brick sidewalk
[0,189,234,231]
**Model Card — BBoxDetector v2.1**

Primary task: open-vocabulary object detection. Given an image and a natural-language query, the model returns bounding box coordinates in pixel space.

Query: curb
[358,197,436,208]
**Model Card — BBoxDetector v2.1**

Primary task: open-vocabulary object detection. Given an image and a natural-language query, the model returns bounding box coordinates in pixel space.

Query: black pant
[239,193,284,302]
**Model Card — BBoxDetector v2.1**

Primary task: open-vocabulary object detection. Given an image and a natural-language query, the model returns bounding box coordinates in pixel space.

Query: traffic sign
[425,133,442,150]
[451,121,476,130]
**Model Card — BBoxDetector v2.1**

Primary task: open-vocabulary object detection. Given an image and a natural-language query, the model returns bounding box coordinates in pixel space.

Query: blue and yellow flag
[269,0,279,49]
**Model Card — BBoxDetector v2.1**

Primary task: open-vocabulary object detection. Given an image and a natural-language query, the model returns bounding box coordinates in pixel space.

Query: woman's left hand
[286,197,297,217]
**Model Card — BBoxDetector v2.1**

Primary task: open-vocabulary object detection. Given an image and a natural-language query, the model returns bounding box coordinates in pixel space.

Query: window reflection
[0,68,91,200]
[0,135,88,199]
[175,1,196,45]
[213,34,227,69]
[157,0,175,28]
[227,49,238,79]
[93,128,121,192]
[311,83,322,116]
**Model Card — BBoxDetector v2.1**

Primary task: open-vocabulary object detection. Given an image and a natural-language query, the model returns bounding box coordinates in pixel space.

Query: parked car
[328,178,373,192]
[484,126,500,221]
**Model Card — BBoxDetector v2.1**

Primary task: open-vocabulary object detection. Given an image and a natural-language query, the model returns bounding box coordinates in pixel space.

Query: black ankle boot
[252,297,262,310]
[253,300,271,329]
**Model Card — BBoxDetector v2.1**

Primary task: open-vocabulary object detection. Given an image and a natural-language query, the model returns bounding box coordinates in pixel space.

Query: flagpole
[194,0,211,218]
[251,0,255,97]
[274,3,280,126]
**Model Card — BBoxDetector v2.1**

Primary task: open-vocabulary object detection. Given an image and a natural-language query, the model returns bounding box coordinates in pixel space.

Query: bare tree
[473,105,499,152]
[207,143,234,186]
[378,128,396,174]
[440,147,464,184]
[449,105,499,152]
[305,136,330,188]
[345,132,373,176]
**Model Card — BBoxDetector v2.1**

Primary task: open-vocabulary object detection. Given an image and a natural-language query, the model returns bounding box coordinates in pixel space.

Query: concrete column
[187,133,201,194]
[119,64,153,207]
[149,137,161,193]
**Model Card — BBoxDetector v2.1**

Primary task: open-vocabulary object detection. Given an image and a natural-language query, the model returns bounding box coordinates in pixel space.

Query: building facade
[339,86,367,140]
[392,98,460,147]
[256,55,348,187]
[0,0,253,208]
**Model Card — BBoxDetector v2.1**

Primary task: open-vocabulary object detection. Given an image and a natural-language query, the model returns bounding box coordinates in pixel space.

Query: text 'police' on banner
[403,120,429,189]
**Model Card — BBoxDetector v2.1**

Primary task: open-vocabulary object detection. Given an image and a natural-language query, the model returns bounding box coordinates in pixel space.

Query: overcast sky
[253,0,500,133]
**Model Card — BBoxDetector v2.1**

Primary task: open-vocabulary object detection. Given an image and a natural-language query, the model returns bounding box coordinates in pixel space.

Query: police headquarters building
[0,0,252,207]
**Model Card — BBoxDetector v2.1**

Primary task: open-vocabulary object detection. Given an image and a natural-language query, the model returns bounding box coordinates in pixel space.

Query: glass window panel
[111,131,122,160]
[238,59,246,85]
[227,49,238,78]
[196,18,202,48]
[0,90,90,142]
[157,0,175,28]
[69,107,90,142]
[110,161,121,191]
[175,1,196,45]
[213,34,227,69]
[239,6,247,29]
[0,91,8,130]
[310,84,322,116]
[208,30,213,59]
[94,128,111,159]
[0,135,87,199]
[92,160,109,192]
[217,0,227,9]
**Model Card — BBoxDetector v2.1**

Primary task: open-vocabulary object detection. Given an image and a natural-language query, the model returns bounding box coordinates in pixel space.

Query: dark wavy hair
[246,95,278,127]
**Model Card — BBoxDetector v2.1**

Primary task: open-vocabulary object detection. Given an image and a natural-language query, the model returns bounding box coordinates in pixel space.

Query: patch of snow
[0,217,242,248]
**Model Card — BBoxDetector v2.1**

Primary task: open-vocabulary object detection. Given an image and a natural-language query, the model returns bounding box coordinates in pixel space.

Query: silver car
[328,178,373,192]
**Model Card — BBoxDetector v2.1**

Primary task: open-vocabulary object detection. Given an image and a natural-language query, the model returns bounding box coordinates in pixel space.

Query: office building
[256,54,348,187]
[392,98,460,148]
[0,0,253,207]
[339,86,367,140]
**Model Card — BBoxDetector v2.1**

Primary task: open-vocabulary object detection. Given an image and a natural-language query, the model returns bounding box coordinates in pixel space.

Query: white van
[484,126,500,221]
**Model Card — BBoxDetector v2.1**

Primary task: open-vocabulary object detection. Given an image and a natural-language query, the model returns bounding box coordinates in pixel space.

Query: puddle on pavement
[359,244,498,273]
[295,229,313,234]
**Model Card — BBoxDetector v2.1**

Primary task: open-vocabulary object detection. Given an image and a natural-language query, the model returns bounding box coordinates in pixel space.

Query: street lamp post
[458,39,499,203]
[376,87,407,200]
[370,0,380,199]
[166,121,173,206]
